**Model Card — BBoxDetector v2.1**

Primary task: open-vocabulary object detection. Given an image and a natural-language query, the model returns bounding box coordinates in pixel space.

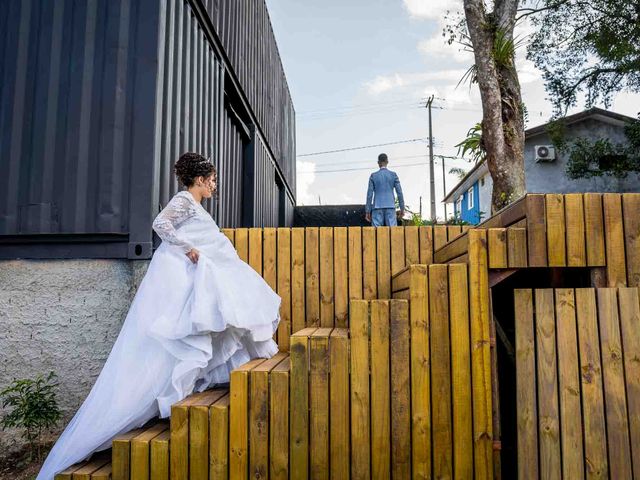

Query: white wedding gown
[36,190,281,479]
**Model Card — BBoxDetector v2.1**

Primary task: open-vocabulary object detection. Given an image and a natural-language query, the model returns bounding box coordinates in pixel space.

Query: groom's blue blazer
[365,167,405,214]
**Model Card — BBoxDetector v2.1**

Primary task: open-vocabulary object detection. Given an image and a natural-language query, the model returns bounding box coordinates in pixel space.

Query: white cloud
[403,0,462,20]
[365,70,469,95]
[296,161,317,205]
[418,35,474,63]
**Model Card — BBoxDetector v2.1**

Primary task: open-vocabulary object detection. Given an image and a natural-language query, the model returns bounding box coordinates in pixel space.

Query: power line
[298,155,468,174]
[297,138,427,158]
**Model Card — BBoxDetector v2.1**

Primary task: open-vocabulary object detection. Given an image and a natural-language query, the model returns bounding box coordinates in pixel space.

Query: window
[467,187,474,209]
[456,196,463,213]
[480,177,485,186]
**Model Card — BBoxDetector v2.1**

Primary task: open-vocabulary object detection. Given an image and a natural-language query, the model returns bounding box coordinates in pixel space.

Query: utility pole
[442,157,448,220]
[425,95,436,221]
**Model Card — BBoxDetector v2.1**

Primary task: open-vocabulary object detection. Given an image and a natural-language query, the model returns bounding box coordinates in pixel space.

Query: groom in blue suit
[365,153,405,226]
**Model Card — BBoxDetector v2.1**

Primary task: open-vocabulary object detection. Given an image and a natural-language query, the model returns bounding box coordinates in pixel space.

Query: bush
[1,371,61,461]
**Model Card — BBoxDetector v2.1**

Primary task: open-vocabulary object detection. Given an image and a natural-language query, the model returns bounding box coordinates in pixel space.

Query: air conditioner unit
[535,145,556,162]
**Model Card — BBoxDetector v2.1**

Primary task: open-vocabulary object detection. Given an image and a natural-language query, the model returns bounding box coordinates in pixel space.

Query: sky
[265,0,640,219]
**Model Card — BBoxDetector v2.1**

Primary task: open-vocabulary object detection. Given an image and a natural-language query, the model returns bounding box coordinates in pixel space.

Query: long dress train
[36,190,281,479]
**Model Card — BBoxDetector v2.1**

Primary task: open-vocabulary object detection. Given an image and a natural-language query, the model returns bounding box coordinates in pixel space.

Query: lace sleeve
[152,194,198,253]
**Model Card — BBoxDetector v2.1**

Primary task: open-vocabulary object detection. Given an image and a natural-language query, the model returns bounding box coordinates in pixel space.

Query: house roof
[443,107,636,203]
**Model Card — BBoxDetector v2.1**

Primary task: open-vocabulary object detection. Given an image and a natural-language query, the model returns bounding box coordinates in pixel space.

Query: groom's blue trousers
[371,208,397,227]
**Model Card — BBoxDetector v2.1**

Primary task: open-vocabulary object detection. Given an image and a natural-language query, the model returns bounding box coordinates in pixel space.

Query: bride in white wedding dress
[36,153,281,479]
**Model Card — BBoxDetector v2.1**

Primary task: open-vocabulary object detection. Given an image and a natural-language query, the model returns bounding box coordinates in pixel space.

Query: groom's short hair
[378,153,388,164]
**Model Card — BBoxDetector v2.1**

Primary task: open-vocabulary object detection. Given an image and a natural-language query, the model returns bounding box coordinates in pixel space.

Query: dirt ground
[0,442,52,480]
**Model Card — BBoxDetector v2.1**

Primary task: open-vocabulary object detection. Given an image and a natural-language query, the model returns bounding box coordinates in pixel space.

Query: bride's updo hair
[174,152,216,187]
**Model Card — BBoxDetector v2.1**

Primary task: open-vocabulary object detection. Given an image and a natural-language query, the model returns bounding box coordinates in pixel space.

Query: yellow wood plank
[333,227,349,327]
[291,228,306,335]
[583,193,606,266]
[554,289,584,480]
[348,227,363,301]
[235,228,249,263]
[270,358,290,480]
[526,194,548,267]
[390,226,406,276]
[362,227,377,300]
[449,263,473,480]
[564,193,587,266]
[514,289,538,480]
[408,265,430,478]
[248,228,263,275]
[221,228,235,247]
[150,430,170,480]
[91,462,113,480]
[507,227,527,268]
[190,390,227,480]
[622,193,640,286]
[447,225,462,241]
[596,288,633,479]
[546,194,566,267]
[263,227,277,290]
[276,228,292,351]
[210,395,230,480]
[487,228,508,269]
[429,264,453,479]
[350,300,370,480]
[70,452,111,480]
[56,462,87,480]
[618,287,640,477]
[310,329,331,479]
[575,288,608,478]
[468,229,493,479]
[392,267,410,293]
[131,423,168,480]
[419,226,434,264]
[330,329,350,480]
[305,227,320,327]
[390,300,411,479]
[290,330,312,478]
[405,225,419,266]
[377,227,391,299]
[112,427,146,480]
[603,193,627,287]
[319,227,334,327]
[370,301,391,480]
[535,289,561,480]
[230,359,266,480]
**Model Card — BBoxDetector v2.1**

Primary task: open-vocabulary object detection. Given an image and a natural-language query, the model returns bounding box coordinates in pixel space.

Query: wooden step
[111,420,168,480]
[54,449,111,480]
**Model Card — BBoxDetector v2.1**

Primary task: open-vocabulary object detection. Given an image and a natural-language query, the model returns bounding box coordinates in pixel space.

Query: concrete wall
[0,259,149,455]
[525,118,640,193]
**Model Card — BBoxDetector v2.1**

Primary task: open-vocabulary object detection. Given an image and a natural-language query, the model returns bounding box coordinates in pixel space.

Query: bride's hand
[186,248,200,263]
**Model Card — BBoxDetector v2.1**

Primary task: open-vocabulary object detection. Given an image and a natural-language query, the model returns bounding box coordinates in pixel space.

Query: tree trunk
[463,0,526,213]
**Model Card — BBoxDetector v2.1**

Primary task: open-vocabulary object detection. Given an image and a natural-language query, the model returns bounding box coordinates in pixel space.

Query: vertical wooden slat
[546,194,566,267]
[526,194,548,267]
[222,228,235,247]
[276,228,291,350]
[377,227,391,299]
[263,228,277,290]
[348,227,363,301]
[270,358,290,480]
[434,225,448,251]
[370,301,391,480]
[249,362,272,480]
[291,228,306,334]
[618,287,640,477]
[319,228,334,327]
[564,193,587,266]
[447,225,462,241]
[350,301,370,480]
[330,329,350,480]
[419,226,433,265]
[310,329,331,479]
[507,227,527,268]
[390,226,406,275]
[468,229,493,479]
[113,427,146,480]
[235,228,249,263]
[583,193,606,266]
[488,228,508,269]
[622,193,640,286]
[405,225,420,266]
[514,289,538,480]
[603,193,627,287]
[535,289,561,480]
[210,395,230,480]
[290,329,315,478]
[390,299,411,479]
[596,288,633,479]
[409,266,431,479]
[554,289,584,480]
[248,228,263,274]
[334,227,349,327]
[429,264,453,479]
[362,227,377,300]
[132,424,168,480]
[305,227,320,327]
[449,264,473,479]
[575,288,608,478]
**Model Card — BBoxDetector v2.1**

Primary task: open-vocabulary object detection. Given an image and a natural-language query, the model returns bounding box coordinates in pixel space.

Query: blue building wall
[453,181,481,224]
